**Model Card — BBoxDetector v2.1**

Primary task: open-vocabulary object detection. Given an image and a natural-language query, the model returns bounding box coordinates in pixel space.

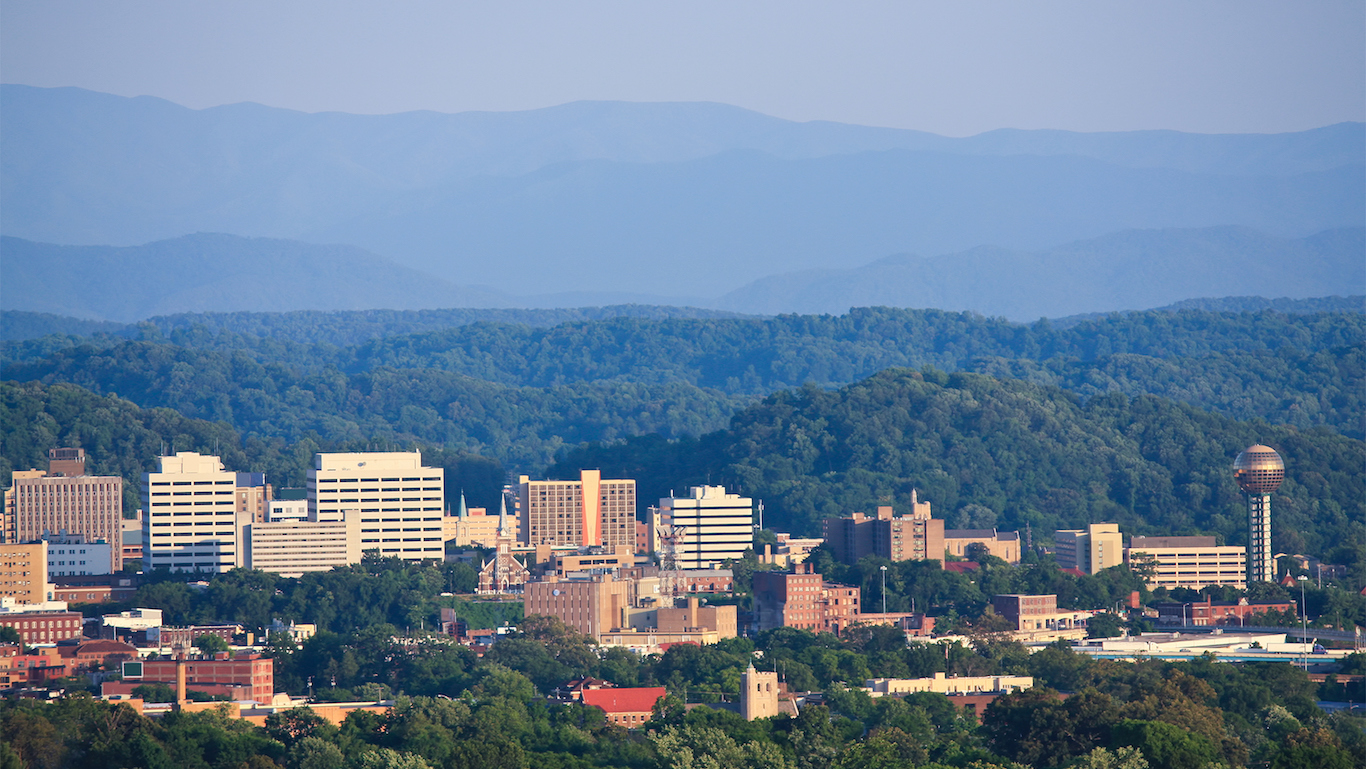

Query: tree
[1087,613,1125,639]
[1111,719,1219,769]
[1070,746,1150,769]
[0,627,20,645]
[194,634,231,655]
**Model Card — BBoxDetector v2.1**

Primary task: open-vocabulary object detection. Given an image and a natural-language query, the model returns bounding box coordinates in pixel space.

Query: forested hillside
[0,381,510,512]
[6,307,1362,439]
[552,369,1365,556]
[3,305,1360,560]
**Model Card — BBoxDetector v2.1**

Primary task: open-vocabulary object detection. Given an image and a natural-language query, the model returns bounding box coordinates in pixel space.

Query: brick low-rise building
[1154,597,1296,627]
[108,652,274,704]
[0,644,68,688]
[580,686,667,727]
[0,609,83,645]
[753,563,861,635]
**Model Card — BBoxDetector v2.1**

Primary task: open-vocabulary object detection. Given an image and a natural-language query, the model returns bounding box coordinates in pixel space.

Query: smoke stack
[176,654,187,704]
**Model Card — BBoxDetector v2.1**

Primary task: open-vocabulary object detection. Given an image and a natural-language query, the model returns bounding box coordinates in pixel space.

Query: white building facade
[44,536,113,579]
[309,452,444,562]
[659,486,754,569]
[142,453,246,573]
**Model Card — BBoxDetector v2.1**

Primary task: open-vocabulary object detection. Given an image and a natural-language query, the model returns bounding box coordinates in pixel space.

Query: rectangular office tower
[143,453,246,573]
[659,486,754,569]
[5,448,123,572]
[309,452,444,561]
[518,470,634,548]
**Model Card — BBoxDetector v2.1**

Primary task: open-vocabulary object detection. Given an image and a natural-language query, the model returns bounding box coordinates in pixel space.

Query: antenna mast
[657,524,687,607]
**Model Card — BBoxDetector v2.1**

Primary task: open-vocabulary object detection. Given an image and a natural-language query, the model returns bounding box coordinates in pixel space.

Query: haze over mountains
[1,85,1362,316]
[3,226,1361,323]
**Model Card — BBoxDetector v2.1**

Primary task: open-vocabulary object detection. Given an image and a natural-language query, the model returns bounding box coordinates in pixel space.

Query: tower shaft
[1247,493,1272,584]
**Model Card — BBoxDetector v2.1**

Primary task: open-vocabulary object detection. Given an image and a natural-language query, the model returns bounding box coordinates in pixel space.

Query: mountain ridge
[4,85,1362,299]
[716,225,1365,320]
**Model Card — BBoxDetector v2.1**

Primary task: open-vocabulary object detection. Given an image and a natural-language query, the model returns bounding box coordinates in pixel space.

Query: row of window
[315,476,440,483]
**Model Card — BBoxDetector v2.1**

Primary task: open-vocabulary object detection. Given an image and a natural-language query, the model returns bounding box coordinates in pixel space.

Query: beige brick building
[6,448,123,572]
[518,471,634,549]
[0,543,49,604]
[523,575,635,640]
[1055,523,1123,574]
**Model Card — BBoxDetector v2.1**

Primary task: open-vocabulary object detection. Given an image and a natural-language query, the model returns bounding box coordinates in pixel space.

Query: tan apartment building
[310,452,444,562]
[6,448,123,571]
[518,470,634,549]
[1126,536,1247,590]
[823,492,944,565]
[1054,523,1123,574]
[0,543,50,604]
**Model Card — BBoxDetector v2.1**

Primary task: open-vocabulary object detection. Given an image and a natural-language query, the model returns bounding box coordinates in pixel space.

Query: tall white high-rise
[309,452,445,562]
[142,452,246,573]
[659,486,754,569]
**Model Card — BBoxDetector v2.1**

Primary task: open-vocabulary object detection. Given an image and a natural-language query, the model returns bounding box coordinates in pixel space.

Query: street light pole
[880,565,888,616]
[1298,576,1309,670]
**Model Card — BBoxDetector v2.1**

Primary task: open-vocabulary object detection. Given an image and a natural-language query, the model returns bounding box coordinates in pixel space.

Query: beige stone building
[742,664,779,720]
[943,528,1021,563]
[863,672,1033,697]
[1054,523,1123,574]
[519,471,634,549]
[444,494,521,548]
[1126,536,1247,590]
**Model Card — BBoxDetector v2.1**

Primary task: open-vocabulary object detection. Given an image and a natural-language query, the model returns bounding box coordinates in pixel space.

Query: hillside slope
[552,369,1365,555]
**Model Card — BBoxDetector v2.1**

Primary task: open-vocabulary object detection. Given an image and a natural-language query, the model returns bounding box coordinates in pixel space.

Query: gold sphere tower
[1233,444,1284,584]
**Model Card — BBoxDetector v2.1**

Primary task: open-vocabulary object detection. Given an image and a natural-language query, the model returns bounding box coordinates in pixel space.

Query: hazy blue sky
[2,1,1362,136]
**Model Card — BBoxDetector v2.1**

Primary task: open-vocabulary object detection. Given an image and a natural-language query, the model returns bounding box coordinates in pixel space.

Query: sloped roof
[581,686,667,714]
[64,639,137,656]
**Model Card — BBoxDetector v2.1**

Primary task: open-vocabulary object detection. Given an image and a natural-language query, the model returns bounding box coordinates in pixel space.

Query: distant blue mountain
[716,226,1366,321]
[3,226,1358,323]
[2,85,1362,298]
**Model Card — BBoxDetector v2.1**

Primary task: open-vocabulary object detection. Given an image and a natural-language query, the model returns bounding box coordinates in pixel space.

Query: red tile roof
[581,686,667,714]
[944,562,980,573]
